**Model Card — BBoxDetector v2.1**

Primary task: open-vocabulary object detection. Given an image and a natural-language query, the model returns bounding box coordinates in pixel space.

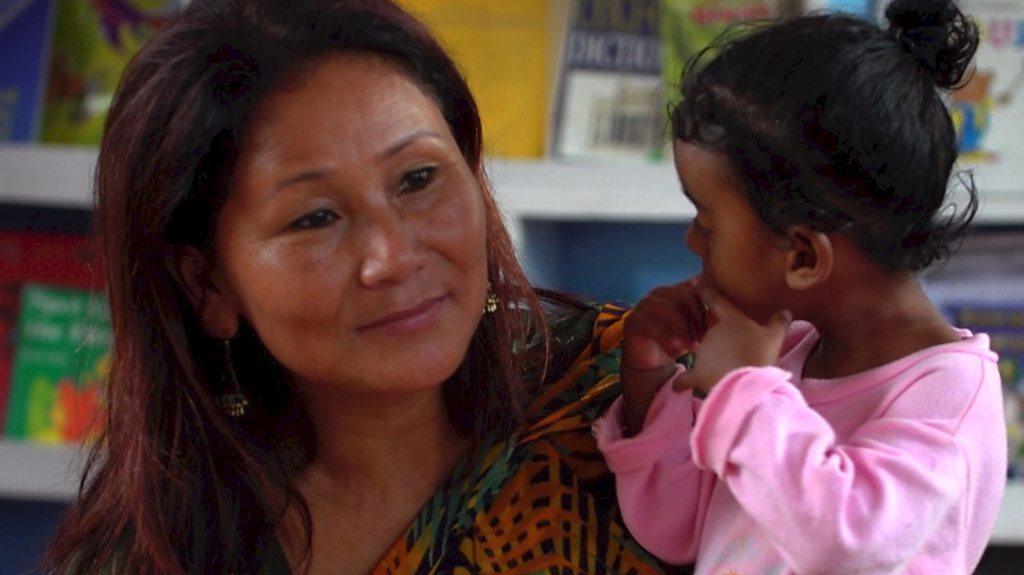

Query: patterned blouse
[263,303,691,574]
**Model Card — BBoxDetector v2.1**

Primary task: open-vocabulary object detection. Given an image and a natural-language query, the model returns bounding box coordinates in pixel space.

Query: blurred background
[1,0,1022,572]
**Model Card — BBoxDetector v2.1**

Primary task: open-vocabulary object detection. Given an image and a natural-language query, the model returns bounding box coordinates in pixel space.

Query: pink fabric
[595,322,1007,575]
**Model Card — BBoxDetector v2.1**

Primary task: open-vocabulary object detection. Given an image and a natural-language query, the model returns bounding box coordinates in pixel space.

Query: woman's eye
[398,167,436,194]
[289,209,338,231]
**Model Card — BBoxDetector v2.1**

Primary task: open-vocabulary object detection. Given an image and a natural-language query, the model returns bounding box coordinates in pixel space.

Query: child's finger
[645,281,710,339]
[676,284,709,337]
[649,301,700,349]
[672,369,700,392]
[653,296,705,347]
[695,283,737,322]
[624,308,691,367]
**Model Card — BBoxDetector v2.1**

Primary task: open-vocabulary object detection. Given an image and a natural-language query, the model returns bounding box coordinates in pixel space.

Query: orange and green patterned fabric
[266,302,691,574]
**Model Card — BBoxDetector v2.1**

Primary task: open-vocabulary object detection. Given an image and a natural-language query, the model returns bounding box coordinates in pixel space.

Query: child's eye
[289,208,338,231]
[398,167,436,194]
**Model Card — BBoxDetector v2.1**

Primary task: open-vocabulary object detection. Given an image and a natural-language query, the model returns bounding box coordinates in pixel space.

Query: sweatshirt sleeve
[594,368,717,565]
[691,364,984,575]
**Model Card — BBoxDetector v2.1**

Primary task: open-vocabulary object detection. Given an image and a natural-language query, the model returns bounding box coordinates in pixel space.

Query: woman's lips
[357,294,448,334]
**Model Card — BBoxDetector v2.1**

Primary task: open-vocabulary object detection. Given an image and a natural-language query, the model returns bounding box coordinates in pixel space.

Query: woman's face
[211,53,489,395]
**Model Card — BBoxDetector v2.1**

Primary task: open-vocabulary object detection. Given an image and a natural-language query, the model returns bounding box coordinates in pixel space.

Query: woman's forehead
[242,54,450,162]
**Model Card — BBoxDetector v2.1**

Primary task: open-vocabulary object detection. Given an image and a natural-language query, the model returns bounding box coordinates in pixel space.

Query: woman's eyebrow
[274,168,333,194]
[379,129,445,159]
[270,129,447,194]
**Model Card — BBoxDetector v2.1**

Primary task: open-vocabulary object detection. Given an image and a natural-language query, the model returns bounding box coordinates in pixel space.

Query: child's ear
[782,225,834,290]
[173,247,240,339]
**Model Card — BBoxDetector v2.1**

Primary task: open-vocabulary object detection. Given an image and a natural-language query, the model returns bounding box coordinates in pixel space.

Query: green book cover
[40,0,182,145]
[660,0,777,106]
[4,284,111,443]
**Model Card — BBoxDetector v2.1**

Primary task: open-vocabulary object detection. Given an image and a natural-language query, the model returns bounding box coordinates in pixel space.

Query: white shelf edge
[0,439,86,502]
[489,158,696,222]
[5,145,1022,224]
[1,438,1024,545]
[0,144,97,209]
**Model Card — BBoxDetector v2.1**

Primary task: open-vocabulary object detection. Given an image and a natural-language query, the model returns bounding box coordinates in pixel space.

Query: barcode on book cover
[588,102,660,151]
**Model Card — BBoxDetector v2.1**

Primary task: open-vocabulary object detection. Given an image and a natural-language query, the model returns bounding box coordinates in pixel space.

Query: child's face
[674,142,789,324]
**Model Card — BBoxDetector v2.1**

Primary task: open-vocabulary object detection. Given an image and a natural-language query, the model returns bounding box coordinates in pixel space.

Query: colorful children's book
[0,0,55,142]
[40,0,183,145]
[549,0,666,162]
[945,305,1024,479]
[4,284,111,443]
[802,0,873,18]
[947,0,1024,195]
[925,231,1024,479]
[0,283,20,430]
[661,0,777,107]
[0,230,100,288]
[0,231,102,437]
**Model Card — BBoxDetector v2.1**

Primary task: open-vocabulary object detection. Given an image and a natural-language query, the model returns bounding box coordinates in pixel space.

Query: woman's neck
[278,384,468,574]
[802,272,958,379]
[297,385,467,493]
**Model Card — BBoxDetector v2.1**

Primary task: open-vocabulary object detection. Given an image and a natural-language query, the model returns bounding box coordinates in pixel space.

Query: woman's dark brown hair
[44,1,546,573]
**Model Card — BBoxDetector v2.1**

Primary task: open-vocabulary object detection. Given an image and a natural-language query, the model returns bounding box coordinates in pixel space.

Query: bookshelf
[2,143,1024,546]
[5,144,1024,221]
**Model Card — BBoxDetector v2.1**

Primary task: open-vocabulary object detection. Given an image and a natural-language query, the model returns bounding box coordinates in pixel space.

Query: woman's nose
[357,212,425,287]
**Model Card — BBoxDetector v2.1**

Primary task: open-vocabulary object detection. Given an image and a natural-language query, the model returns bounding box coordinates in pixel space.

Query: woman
[44,1,686,573]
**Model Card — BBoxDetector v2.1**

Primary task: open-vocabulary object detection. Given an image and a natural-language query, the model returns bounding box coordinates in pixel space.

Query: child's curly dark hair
[671,0,980,271]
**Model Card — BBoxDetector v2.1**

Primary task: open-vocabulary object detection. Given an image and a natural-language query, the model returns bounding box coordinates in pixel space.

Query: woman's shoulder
[523,294,631,431]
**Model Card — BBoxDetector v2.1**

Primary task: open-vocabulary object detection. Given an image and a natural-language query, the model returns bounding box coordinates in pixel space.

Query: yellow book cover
[399,0,551,158]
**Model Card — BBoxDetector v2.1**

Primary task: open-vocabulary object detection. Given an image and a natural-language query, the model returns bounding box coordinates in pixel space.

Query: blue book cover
[0,0,54,142]
[944,305,1024,479]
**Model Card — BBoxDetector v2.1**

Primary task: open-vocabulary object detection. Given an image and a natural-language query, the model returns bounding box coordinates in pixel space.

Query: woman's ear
[782,225,834,290]
[174,247,239,339]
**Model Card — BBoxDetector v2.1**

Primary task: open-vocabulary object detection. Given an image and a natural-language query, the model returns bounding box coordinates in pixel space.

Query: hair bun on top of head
[885,0,979,89]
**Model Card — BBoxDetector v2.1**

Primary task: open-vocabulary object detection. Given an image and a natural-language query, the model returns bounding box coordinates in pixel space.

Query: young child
[594,1,1007,573]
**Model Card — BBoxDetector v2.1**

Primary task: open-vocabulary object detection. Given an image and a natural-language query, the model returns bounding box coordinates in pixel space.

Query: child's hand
[673,284,792,394]
[623,278,709,372]
[619,278,709,436]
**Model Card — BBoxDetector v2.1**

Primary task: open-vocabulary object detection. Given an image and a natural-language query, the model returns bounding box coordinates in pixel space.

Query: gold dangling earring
[484,282,499,314]
[217,338,250,418]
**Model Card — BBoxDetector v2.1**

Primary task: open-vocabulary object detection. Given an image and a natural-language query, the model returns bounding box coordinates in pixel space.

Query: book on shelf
[4,284,111,443]
[549,0,666,162]
[0,282,18,431]
[661,0,778,107]
[0,230,102,437]
[0,229,100,288]
[948,0,1024,195]
[397,0,554,159]
[0,0,54,142]
[41,0,183,145]
[924,231,1024,479]
[945,304,1024,479]
[800,0,873,17]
